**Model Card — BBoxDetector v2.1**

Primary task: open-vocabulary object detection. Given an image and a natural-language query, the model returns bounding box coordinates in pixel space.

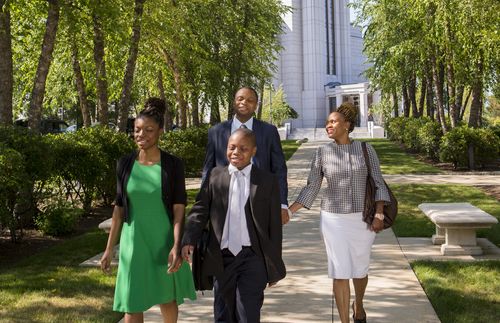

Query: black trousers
[213,247,267,323]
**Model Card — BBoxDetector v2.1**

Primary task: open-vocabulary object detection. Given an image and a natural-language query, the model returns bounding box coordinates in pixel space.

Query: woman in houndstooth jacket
[289,102,391,323]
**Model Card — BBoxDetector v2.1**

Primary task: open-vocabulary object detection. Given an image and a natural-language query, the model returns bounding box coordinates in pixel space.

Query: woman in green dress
[101,97,196,323]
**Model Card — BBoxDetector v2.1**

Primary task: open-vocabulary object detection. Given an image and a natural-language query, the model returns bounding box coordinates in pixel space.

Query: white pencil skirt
[320,211,376,279]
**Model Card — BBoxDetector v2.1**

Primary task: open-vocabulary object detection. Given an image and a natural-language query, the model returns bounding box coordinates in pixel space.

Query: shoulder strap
[361,142,372,177]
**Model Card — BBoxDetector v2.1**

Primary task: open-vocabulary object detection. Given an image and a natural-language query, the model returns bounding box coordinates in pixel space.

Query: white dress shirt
[221,163,252,251]
[231,116,254,133]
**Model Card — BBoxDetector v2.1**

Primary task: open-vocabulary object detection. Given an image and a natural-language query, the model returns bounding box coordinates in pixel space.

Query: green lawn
[412,260,500,323]
[281,139,301,161]
[0,190,201,322]
[390,184,500,246]
[391,184,500,323]
[0,230,121,323]
[359,138,442,174]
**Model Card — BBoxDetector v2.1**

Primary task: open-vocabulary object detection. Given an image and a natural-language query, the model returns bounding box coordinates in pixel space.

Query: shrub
[0,145,26,242]
[472,128,500,167]
[71,126,135,205]
[439,126,500,169]
[386,117,408,142]
[0,126,55,237]
[36,199,83,236]
[439,126,473,168]
[160,126,209,176]
[401,117,429,152]
[417,120,443,160]
[47,126,135,211]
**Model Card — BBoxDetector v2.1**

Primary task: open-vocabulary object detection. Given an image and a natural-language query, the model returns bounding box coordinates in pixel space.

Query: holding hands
[167,246,183,273]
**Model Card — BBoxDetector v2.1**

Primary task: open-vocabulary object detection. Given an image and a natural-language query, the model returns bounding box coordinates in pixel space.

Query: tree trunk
[418,77,426,118]
[226,2,250,120]
[71,40,91,127]
[432,57,447,133]
[210,95,221,125]
[28,0,60,132]
[0,0,13,125]
[409,73,419,117]
[117,0,145,132]
[157,70,173,131]
[468,58,483,128]
[256,81,265,120]
[460,88,471,121]
[469,82,482,128]
[425,62,434,119]
[93,12,108,125]
[455,85,464,122]
[446,62,459,128]
[402,84,410,117]
[161,48,187,129]
[392,91,399,117]
[190,91,200,127]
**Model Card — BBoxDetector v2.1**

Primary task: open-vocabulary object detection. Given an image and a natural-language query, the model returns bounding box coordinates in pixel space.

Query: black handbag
[361,142,398,229]
[192,227,213,291]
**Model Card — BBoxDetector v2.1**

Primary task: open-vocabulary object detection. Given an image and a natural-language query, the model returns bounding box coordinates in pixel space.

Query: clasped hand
[370,218,384,233]
[167,247,183,273]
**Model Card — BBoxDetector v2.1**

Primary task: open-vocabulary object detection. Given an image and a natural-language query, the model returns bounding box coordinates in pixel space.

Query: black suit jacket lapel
[248,167,261,225]
[222,120,231,144]
[212,167,231,242]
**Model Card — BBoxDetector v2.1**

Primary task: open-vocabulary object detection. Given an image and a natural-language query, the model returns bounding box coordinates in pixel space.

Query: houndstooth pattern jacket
[295,141,390,214]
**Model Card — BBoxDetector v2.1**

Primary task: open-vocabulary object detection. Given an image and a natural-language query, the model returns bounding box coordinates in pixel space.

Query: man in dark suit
[202,87,290,224]
[182,129,286,323]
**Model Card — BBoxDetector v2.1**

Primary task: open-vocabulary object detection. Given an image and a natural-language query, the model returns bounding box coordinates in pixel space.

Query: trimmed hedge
[440,126,500,169]
[386,117,500,169]
[0,124,209,240]
[159,125,209,177]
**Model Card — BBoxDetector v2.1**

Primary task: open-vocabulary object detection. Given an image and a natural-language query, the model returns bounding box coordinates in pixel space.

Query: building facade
[273,0,374,131]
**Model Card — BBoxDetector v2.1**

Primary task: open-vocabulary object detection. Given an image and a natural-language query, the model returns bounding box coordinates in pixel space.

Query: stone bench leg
[441,228,483,256]
[431,226,445,245]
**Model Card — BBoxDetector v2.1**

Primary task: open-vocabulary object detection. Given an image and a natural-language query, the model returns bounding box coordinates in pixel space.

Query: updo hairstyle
[336,102,358,133]
[138,97,166,128]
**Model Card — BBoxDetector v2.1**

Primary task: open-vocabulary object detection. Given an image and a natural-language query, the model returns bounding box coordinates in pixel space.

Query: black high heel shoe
[352,302,367,323]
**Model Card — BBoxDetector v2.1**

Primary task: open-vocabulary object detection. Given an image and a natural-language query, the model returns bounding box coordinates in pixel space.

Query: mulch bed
[0,206,112,268]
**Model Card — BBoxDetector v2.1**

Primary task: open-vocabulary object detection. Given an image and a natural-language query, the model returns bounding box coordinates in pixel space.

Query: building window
[330,0,336,75]
[325,0,330,74]
[326,0,337,75]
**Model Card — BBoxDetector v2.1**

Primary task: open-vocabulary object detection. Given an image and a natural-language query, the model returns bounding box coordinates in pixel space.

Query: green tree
[352,0,500,130]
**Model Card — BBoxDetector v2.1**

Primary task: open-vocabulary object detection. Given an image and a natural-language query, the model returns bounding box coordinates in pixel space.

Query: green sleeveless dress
[113,161,196,313]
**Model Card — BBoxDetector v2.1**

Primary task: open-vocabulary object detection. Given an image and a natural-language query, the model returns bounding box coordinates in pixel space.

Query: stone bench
[98,217,112,233]
[418,202,498,256]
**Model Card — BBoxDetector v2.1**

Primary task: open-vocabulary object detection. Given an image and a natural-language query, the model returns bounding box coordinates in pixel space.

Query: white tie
[228,171,244,256]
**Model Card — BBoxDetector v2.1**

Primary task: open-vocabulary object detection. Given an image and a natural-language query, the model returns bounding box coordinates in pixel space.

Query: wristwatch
[374,213,385,221]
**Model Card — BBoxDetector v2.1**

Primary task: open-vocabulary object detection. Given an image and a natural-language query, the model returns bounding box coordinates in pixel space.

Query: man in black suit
[202,87,290,224]
[182,128,286,323]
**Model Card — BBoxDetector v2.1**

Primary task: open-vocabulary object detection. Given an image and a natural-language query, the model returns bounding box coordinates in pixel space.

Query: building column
[301,0,327,128]
[273,0,303,128]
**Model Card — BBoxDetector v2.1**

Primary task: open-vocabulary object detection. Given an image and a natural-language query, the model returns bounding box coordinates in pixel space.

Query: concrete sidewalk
[134,140,445,322]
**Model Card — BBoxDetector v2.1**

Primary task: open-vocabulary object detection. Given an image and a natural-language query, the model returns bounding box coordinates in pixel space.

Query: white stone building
[273,0,379,138]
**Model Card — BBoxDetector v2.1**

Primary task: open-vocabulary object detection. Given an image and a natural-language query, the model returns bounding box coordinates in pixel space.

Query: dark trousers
[213,247,267,323]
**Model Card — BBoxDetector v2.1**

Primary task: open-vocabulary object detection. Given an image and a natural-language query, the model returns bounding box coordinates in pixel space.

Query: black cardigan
[114,150,187,223]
